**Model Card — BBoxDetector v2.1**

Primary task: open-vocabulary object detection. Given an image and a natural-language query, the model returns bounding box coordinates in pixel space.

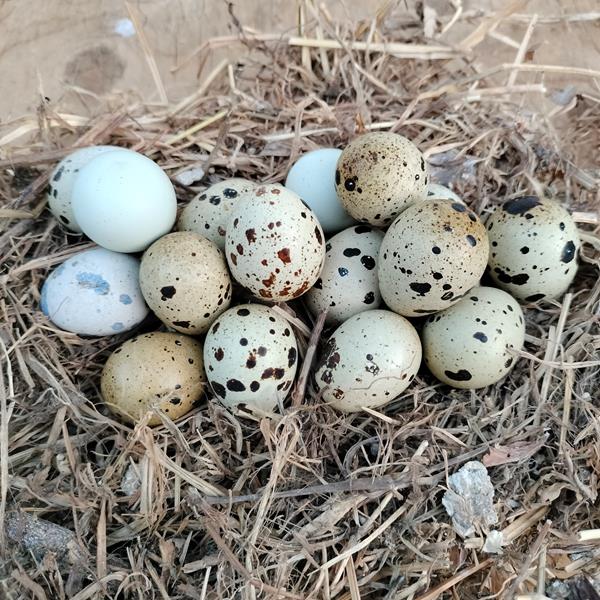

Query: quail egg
[378,200,489,316]
[422,286,525,389]
[486,195,580,302]
[41,247,148,336]
[48,145,117,232]
[139,232,231,334]
[203,304,298,414]
[334,132,427,227]
[314,309,421,412]
[306,224,384,324]
[177,178,256,250]
[225,184,325,301]
[72,148,177,253]
[285,148,355,233]
[427,183,464,203]
[101,332,205,425]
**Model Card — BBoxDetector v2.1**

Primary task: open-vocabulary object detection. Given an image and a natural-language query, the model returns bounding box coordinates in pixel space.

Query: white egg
[314,310,421,413]
[285,148,355,233]
[306,225,384,324]
[427,183,464,203]
[48,146,117,232]
[72,148,177,253]
[203,304,298,414]
[422,286,525,389]
[41,247,149,336]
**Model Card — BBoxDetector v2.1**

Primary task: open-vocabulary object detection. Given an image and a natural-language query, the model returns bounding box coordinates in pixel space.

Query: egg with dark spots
[225,184,325,301]
[378,199,489,316]
[426,183,464,203]
[422,286,524,389]
[101,332,205,425]
[335,132,427,226]
[139,232,231,334]
[306,225,384,324]
[203,304,298,413]
[178,178,256,250]
[47,145,118,233]
[486,196,580,301]
[40,247,148,335]
[314,309,421,412]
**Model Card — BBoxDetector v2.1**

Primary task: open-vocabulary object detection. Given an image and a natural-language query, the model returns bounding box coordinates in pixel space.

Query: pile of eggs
[42,134,581,422]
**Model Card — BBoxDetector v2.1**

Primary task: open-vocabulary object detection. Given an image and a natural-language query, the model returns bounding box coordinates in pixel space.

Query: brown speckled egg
[422,286,525,389]
[101,332,205,425]
[314,309,421,413]
[225,184,325,301]
[486,196,580,302]
[140,232,231,334]
[203,304,298,414]
[335,132,427,226]
[306,225,384,324]
[178,178,256,250]
[378,200,489,316]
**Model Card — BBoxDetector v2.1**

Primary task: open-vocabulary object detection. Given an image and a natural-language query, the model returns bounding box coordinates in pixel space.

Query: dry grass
[1,2,600,599]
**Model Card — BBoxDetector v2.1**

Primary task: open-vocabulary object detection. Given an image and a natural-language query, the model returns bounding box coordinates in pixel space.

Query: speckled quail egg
[378,200,489,316]
[139,232,231,334]
[334,132,428,227]
[41,247,148,335]
[203,304,298,414]
[486,196,580,302]
[177,178,256,250]
[72,148,177,252]
[314,309,421,413]
[422,286,525,389]
[285,148,355,233]
[225,184,325,301]
[101,332,205,425]
[427,183,464,203]
[48,145,117,232]
[306,225,384,324]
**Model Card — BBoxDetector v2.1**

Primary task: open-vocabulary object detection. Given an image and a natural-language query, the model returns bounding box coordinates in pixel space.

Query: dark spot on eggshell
[314,226,323,245]
[277,248,291,264]
[410,282,431,296]
[344,177,357,192]
[432,272,443,280]
[288,347,297,367]
[227,379,246,392]
[262,272,276,288]
[240,338,248,346]
[525,293,545,302]
[466,235,476,247]
[209,195,221,206]
[561,240,576,263]
[211,381,226,398]
[363,291,375,304]
[245,228,256,243]
[473,332,488,343]
[218,226,226,236]
[354,225,371,234]
[261,367,285,380]
[59,215,70,224]
[338,267,349,277]
[223,188,238,199]
[173,320,190,328]
[326,351,341,369]
[313,278,323,290]
[170,397,181,405]
[257,346,267,356]
[343,248,361,257]
[160,286,176,300]
[494,267,529,286]
[441,291,454,301]
[236,243,244,255]
[451,202,466,213]
[444,369,472,382]
[413,308,437,314]
[230,253,237,266]
[505,357,513,368]
[432,246,441,255]
[214,348,224,361]
[520,246,529,254]
[250,381,260,392]
[503,195,541,216]
[321,370,333,384]
[52,166,65,182]
[246,354,257,368]
[559,222,565,231]
[361,255,376,270]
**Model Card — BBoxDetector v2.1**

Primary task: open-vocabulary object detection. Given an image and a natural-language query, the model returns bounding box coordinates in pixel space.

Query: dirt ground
[1,0,600,122]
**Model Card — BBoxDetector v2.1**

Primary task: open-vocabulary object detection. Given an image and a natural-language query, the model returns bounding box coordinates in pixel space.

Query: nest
[1,4,600,599]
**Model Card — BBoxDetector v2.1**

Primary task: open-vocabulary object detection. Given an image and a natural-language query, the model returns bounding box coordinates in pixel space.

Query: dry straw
[1,2,600,599]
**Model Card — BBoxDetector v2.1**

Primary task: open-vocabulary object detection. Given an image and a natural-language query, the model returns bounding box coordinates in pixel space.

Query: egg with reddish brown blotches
[378,200,489,317]
[225,184,325,302]
[335,132,428,227]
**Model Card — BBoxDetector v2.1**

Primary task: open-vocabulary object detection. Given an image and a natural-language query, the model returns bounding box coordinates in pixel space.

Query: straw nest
[1,4,600,599]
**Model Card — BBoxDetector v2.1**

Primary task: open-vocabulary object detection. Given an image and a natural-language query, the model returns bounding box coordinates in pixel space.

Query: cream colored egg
[378,200,489,316]
[225,184,325,301]
[422,286,525,389]
[427,183,464,203]
[335,132,427,227]
[139,232,231,334]
[203,304,298,414]
[178,178,256,250]
[101,332,205,425]
[486,196,580,302]
[314,310,421,413]
[306,225,384,324]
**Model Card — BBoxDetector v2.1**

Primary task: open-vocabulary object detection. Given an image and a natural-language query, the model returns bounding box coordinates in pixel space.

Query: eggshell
[225,184,325,301]
[422,286,525,389]
[334,132,428,227]
[139,232,231,334]
[306,225,384,324]
[72,148,177,252]
[203,304,298,414]
[486,196,580,302]
[427,183,464,203]
[101,332,205,425]
[378,200,489,316]
[314,309,421,413]
[177,178,256,250]
[40,247,148,336]
[285,148,355,233]
[48,145,117,232]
